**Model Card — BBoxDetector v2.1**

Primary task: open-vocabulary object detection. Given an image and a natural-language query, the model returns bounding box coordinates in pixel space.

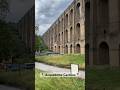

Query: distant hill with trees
[35,35,48,52]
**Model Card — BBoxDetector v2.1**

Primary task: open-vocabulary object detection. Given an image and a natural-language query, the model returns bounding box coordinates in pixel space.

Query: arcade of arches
[43,0,85,55]
[43,0,120,67]
[85,0,120,66]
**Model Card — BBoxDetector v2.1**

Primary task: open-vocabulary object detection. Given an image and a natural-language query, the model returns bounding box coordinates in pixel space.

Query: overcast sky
[35,0,73,35]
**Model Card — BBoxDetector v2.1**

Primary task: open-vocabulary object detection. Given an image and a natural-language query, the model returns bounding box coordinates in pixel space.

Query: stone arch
[76,2,80,16]
[85,44,89,65]
[99,42,109,65]
[77,2,80,7]
[65,45,68,54]
[65,14,68,26]
[58,33,60,44]
[76,44,81,53]
[85,2,90,39]
[55,46,57,52]
[70,9,73,25]
[58,46,60,53]
[70,44,72,54]
[65,29,68,43]
[70,27,73,41]
[62,32,63,43]
[51,47,53,51]
[99,0,109,24]
[55,35,57,42]
[76,23,80,40]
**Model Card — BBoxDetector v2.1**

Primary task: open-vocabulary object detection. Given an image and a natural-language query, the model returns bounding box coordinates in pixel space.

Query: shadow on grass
[86,66,120,90]
[0,70,35,90]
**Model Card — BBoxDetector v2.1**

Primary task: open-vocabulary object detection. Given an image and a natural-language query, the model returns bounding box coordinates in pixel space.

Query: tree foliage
[35,35,48,52]
[0,21,29,63]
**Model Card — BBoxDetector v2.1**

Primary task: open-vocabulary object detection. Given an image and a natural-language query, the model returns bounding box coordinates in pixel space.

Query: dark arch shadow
[98,42,109,65]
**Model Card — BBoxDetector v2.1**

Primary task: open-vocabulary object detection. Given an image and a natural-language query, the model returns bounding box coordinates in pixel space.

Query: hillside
[35,35,48,52]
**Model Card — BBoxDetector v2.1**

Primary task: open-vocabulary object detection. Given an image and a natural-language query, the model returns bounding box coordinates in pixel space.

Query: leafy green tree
[35,35,48,52]
[35,35,41,51]
[0,21,30,63]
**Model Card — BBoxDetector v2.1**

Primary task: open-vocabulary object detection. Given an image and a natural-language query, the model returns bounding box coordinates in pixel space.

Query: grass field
[0,70,34,90]
[86,67,120,90]
[35,54,85,70]
[35,70,85,90]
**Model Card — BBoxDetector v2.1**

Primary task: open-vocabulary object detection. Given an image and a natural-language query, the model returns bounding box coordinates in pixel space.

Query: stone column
[89,0,97,66]
[109,0,119,67]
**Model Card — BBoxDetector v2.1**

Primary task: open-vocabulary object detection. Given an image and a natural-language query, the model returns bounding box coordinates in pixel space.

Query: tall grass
[36,54,85,69]
[0,70,35,90]
[86,67,120,90]
[35,70,85,90]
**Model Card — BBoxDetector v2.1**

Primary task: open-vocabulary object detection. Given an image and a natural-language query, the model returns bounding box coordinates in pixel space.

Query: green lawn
[86,67,120,90]
[35,54,85,70]
[0,70,34,90]
[35,70,85,90]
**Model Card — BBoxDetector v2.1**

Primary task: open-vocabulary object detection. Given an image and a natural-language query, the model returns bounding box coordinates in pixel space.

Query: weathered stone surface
[42,0,85,55]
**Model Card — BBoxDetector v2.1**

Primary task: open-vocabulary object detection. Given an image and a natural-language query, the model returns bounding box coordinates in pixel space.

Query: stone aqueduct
[85,0,120,67]
[43,0,120,67]
[43,0,85,55]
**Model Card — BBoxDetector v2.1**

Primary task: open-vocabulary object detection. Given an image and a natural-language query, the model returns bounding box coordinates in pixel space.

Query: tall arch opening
[70,9,73,25]
[58,33,60,44]
[65,45,68,54]
[70,45,72,54]
[76,23,80,40]
[62,32,63,44]
[65,14,68,27]
[70,27,73,42]
[76,44,80,53]
[65,30,68,43]
[85,44,89,65]
[76,2,80,18]
[85,2,90,39]
[58,46,60,53]
[99,42,109,65]
[55,46,56,52]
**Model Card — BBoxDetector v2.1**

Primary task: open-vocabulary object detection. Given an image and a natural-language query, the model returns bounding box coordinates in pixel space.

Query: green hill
[35,35,48,52]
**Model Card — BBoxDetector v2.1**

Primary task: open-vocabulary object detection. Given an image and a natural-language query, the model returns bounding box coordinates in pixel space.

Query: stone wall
[85,0,120,67]
[17,5,35,54]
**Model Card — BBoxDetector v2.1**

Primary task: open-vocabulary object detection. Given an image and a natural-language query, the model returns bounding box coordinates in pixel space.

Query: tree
[35,35,48,52]
[0,21,29,63]
[35,35,41,51]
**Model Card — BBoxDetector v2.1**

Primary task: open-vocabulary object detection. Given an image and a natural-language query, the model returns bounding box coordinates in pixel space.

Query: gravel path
[35,62,85,79]
[0,85,21,90]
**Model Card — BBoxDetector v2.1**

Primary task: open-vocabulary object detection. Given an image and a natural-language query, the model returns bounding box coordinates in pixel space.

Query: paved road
[35,62,85,79]
[0,85,21,90]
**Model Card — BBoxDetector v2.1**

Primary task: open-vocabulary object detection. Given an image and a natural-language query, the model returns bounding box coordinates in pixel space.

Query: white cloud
[35,0,73,35]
